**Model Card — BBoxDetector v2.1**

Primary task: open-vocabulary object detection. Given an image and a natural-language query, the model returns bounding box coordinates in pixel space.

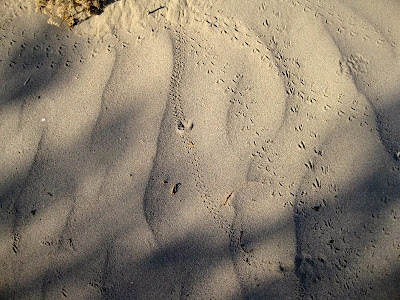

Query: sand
[1,0,400,299]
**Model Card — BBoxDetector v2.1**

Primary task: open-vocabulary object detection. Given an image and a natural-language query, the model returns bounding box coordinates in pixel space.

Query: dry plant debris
[222,181,258,206]
[35,0,105,27]
[170,183,181,195]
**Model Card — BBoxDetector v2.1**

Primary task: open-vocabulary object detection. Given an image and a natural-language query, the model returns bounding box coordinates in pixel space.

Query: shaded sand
[1,0,400,299]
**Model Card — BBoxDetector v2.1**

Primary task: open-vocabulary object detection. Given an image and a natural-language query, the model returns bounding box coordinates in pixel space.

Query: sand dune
[1,0,400,299]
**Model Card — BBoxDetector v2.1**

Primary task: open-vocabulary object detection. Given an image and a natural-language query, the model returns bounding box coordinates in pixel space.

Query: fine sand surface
[1,0,400,299]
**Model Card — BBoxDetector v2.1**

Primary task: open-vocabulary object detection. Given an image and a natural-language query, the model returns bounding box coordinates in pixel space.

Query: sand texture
[1,0,400,299]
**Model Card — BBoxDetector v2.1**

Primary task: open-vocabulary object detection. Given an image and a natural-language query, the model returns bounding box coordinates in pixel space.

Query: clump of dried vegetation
[35,0,105,27]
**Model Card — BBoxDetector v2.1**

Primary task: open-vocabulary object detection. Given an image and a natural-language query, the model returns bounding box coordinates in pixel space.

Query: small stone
[395,151,400,160]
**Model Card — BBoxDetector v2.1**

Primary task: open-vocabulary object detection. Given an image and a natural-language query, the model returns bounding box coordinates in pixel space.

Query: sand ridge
[1,0,400,299]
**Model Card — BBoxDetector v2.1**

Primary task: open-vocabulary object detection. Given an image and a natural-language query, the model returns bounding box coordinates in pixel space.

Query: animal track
[340,53,369,76]
[169,27,191,135]
[12,233,20,254]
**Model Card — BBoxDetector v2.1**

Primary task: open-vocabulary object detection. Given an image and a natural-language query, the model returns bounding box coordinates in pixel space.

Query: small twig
[148,6,165,15]
[170,183,181,195]
[224,190,234,206]
[222,180,259,206]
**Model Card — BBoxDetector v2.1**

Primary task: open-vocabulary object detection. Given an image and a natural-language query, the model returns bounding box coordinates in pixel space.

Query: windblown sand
[1,0,400,299]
